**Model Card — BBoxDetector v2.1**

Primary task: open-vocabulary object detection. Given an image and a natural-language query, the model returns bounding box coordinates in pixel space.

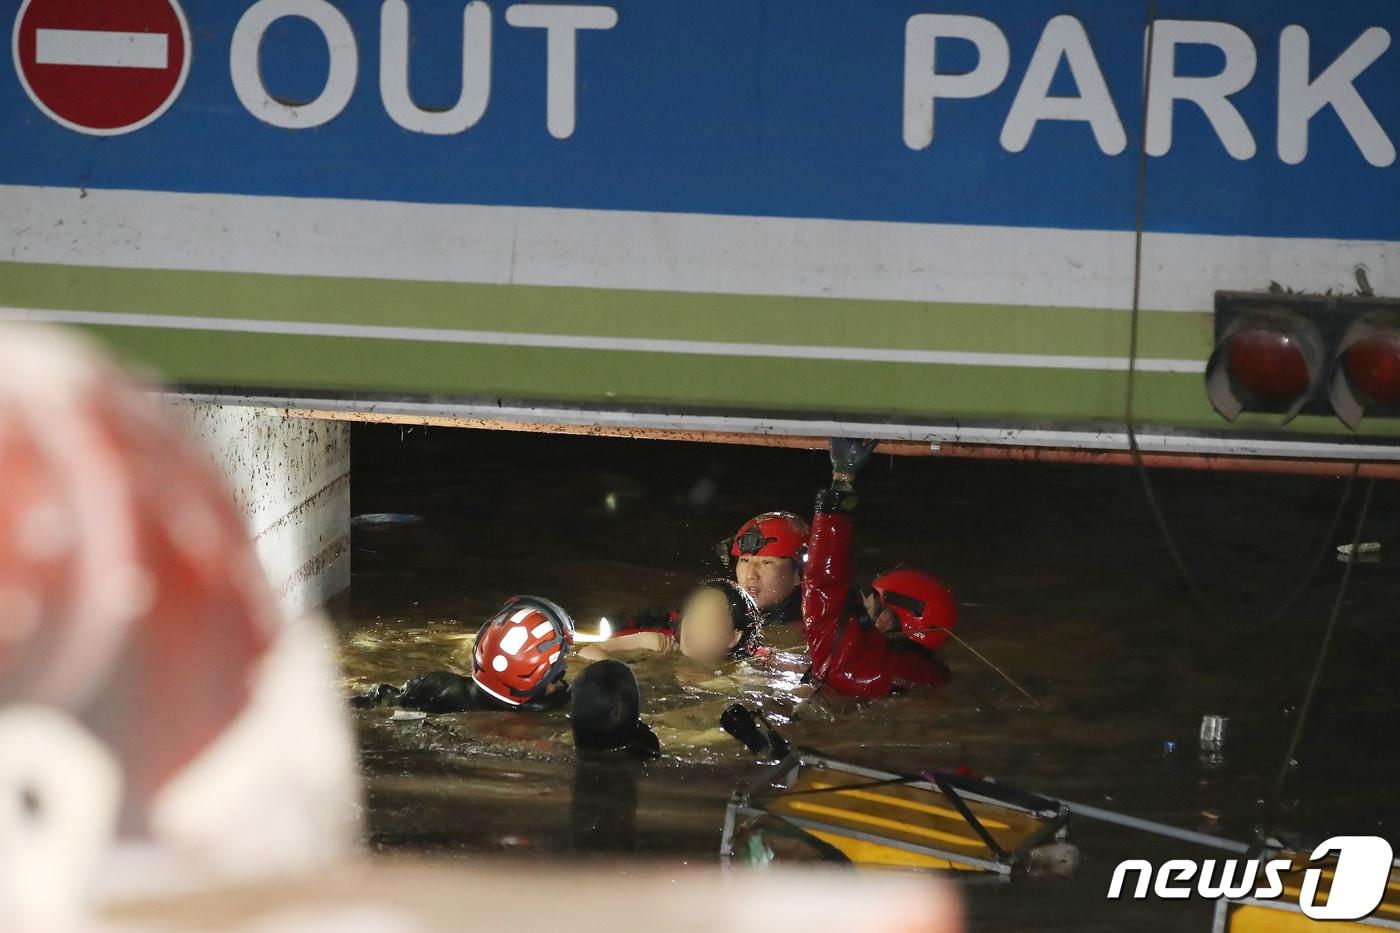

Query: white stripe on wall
[0,305,1205,373]
[2,185,1394,314]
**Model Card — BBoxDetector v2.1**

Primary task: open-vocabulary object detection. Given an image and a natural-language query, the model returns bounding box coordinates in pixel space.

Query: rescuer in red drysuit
[802,439,955,699]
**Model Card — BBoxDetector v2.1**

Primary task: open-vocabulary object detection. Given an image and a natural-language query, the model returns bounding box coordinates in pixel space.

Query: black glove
[720,704,791,760]
[349,682,402,709]
[829,438,878,490]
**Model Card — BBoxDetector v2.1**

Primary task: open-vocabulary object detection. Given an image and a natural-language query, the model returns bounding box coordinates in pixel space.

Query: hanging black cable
[1124,0,1217,619]
[1267,477,1377,819]
[1122,1,1360,625]
[1262,463,1360,628]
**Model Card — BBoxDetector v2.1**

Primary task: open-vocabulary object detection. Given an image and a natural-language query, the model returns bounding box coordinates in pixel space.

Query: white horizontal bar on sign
[4,185,1393,314]
[0,306,1204,373]
[171,393,1400,463]
[1140,230,1398,314]
[34,29,168,70]
[0,185,1135,310]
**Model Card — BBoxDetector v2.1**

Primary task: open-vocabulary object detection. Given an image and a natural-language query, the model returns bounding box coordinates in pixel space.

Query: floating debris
[1199,714,1228,769]
[1337,541,1381,563]
[1028,841,1081,878]
[352,512,423,528]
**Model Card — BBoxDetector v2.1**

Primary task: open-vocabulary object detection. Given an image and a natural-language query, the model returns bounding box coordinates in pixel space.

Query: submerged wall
[165,401,350,615]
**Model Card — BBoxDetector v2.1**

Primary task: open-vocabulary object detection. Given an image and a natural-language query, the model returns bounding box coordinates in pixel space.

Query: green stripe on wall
[0,261,1211,358]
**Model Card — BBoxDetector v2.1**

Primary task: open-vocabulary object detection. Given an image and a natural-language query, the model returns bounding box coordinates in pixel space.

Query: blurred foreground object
[0,325,962,932]
[100,859,963,932]
[0,325,359,928]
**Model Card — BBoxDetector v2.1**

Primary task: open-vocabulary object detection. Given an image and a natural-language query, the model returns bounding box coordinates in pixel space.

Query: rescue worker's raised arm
[803,439,877,683]
[804,485,853,682]
[803,439,951,698]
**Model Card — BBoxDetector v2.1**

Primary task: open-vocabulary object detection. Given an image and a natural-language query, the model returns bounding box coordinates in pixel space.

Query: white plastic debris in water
[1337,542,1382,563]
[1028,841,1081,878]
[351,513,422,528]
[390,710,427,722]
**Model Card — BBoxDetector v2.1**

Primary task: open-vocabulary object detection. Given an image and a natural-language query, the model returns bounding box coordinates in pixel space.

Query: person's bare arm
[576,631,674,661]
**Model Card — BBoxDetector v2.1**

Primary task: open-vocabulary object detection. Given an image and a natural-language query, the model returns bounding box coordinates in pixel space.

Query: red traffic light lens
[1343,334,1400,406]
[1226,329,1310,401]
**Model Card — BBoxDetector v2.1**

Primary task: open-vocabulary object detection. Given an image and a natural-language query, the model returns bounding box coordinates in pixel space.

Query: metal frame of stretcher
[719,748,1071,878]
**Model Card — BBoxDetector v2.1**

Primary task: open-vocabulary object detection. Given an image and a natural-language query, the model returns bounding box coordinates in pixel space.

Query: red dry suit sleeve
[803,489,948,699]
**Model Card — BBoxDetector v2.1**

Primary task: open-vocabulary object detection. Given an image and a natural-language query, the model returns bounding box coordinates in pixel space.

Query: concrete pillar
[164,401,351,616]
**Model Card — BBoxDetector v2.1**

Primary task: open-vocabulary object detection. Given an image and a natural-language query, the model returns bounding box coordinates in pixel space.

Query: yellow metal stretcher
[1213,852,1400,932]
[720,750,1070,878]
[723,749,1400,932]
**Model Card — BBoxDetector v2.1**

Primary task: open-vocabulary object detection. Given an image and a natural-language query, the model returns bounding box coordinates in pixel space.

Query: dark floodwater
[332,424,1400,931]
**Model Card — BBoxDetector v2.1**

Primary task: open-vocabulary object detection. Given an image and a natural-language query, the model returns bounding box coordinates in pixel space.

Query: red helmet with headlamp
[722,511,810,566]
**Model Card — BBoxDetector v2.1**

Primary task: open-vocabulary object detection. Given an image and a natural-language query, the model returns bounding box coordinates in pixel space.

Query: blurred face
[735,555,800,611]
[677,588,742,665]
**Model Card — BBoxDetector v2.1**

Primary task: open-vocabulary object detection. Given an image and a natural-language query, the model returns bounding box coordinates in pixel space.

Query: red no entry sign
[12,0,191,135]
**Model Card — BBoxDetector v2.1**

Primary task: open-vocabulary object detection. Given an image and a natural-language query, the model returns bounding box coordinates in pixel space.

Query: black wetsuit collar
[761,587,803,626]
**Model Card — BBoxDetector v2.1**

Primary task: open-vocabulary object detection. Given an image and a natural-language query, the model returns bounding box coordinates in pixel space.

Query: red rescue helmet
[870,569,958,650]
[471,595,575,706]
[723,511,810,566]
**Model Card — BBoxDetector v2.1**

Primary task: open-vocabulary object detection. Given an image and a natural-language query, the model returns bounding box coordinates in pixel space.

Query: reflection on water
[333,425,1400,930]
